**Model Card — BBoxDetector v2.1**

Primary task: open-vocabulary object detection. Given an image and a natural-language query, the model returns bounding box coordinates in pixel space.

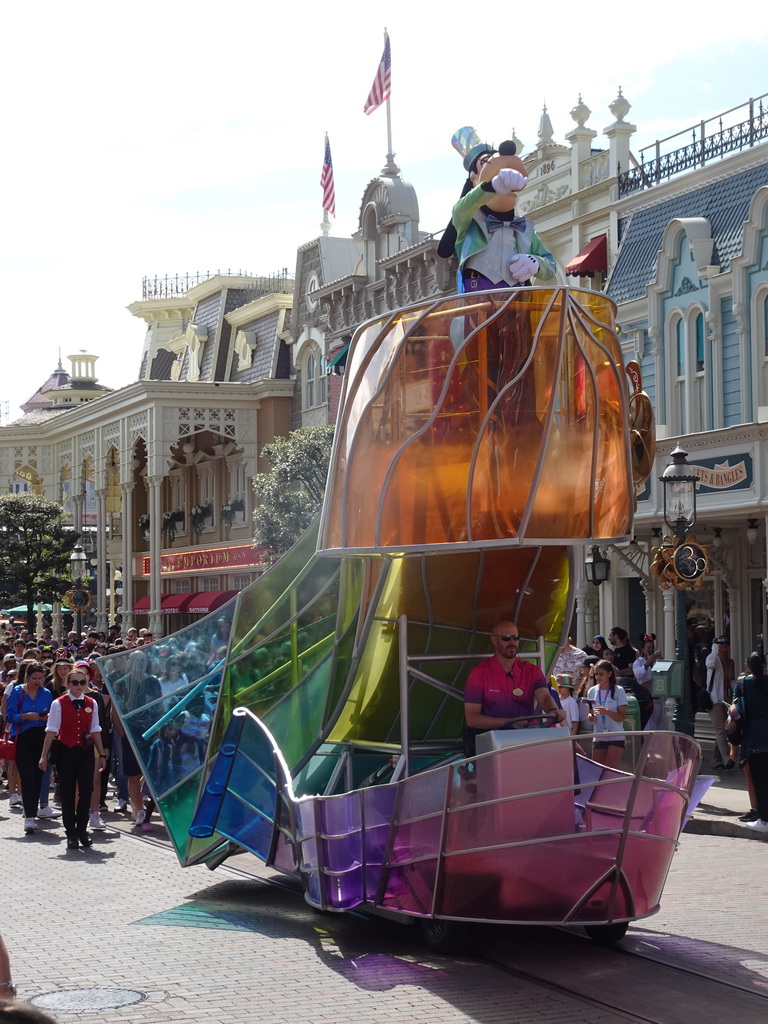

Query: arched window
[669,309,709,434]
[695,313,705,373]
[676,318,685,377]
[303,344,327,410]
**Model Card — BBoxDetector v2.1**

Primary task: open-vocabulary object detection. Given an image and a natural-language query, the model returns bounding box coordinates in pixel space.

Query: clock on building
[306,272,320,312]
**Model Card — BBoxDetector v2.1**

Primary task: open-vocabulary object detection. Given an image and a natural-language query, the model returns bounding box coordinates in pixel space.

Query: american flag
[320,134,335,217]
[363,33,391,115]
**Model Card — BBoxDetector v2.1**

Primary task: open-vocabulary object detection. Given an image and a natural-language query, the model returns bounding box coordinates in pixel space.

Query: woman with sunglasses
[39,668,107,850]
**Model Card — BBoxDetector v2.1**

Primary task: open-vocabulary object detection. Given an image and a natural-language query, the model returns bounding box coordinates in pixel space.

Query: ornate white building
[0,272,294,636]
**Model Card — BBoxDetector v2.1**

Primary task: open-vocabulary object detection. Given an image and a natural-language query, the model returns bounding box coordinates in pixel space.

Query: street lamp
[660,445,698,736]
[69,542,88,642]
[584,545,610,586]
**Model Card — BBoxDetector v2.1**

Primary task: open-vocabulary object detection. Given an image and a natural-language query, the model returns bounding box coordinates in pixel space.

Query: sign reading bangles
[142,543,269,576]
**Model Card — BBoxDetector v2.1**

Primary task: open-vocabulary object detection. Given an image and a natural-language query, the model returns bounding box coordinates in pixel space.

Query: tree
[0,493,79,628]
[253,425,335,557]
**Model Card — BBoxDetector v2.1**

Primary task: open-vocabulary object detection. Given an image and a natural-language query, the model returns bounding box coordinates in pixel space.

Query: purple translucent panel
[397,767,449,822]
[387,816,443,865]
[446,790,578,853]
[369,733,696,924]
[321,832,362,873]
[321,868,365,910]
[361,784,398,827]
[362,826,391,901]
[301,849,322,907]
[380,861,439,915]
[319,792,362,837]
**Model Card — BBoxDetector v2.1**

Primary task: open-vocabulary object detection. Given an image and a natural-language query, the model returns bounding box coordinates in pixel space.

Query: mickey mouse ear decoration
[451,125,495,172]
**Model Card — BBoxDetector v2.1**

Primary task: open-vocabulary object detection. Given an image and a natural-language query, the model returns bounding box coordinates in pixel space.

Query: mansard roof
[607,161,768,305]
[20,363,70,413]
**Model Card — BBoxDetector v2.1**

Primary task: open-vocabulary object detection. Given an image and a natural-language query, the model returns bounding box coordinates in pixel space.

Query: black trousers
[57,744,95,836]
[15,727,46,818]
[749,751,768,821]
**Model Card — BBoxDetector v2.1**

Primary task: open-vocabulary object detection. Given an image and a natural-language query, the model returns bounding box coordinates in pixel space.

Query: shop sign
[688,454,752,494]
[142,543,267,576]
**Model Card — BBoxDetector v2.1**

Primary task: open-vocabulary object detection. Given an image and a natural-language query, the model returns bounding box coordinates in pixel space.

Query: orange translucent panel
[319,287,634,554]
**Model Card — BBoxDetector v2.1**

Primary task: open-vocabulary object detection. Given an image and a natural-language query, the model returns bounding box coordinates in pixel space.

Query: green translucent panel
[262,656,331,778]
[231,519,319,651]
[321,611,358,729]
[156,768,205,861]
[230,520,341,657]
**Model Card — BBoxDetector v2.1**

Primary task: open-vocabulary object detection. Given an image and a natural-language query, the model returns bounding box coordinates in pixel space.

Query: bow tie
[72,699,84,710]
[486,213,527,235]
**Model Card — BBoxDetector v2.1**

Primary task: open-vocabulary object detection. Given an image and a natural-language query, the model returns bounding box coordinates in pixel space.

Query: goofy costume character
[440,127,557,292]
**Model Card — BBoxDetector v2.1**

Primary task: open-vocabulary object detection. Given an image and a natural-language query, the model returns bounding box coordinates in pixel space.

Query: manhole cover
[32,988,145,1011]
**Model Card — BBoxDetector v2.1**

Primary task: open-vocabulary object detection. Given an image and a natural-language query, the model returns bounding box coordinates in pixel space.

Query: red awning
[565,234,607,277]
[161,593,194,613]
[132,595,151,612]
[184,590,238,615]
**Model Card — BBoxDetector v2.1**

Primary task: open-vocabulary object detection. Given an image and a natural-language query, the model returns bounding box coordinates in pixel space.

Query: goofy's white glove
[509,253,539,282]
[491,168,528,194]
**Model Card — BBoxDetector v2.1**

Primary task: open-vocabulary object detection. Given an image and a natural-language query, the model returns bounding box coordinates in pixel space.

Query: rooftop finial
[538,103,555,145]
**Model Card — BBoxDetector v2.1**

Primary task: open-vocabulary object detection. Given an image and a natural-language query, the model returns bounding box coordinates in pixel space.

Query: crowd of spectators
[0,617,230,844]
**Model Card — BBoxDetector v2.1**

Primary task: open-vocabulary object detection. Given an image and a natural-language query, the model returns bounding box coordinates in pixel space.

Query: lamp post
[584,545,610,586]
[69,542,88,643]
[660,445,698,736]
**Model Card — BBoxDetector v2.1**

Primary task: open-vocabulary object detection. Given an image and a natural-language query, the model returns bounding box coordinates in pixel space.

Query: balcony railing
[141,269,294,301]
[618,94,768,197]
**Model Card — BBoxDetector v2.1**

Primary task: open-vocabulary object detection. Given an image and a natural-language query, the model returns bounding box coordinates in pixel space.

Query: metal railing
[141,268,293,301]
[618,94,768,196]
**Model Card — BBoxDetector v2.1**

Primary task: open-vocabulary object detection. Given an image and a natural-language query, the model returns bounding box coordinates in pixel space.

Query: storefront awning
[183,590,238,615]
[132,595,151,612]
[327,342,349,374]
[565,234,607,277]
[161,593,194,613]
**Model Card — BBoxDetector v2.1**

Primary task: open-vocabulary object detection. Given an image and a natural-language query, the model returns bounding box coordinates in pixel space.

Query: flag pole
[381,29,399,176]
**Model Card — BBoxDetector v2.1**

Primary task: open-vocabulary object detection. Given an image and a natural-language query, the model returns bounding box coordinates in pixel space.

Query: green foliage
[253,425,335,556]
[0,493,78,622]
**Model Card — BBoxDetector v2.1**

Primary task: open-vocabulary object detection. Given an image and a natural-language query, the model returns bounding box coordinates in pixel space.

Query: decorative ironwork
[141,269,294,301]
[650,534,710,590]
[618,94,768,196]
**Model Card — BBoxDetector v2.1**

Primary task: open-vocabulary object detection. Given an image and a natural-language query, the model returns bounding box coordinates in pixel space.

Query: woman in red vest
[39,667,107,850]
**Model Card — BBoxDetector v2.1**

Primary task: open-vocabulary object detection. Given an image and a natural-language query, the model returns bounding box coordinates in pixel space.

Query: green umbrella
[2,603,54,615]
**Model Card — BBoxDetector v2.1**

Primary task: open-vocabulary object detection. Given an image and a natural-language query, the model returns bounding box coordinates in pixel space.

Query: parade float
[101,280,703,950]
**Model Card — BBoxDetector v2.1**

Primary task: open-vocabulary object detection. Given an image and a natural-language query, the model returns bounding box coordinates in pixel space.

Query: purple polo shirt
[464,656,548,719]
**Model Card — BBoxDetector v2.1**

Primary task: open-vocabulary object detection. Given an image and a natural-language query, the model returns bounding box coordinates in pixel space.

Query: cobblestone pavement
[3,768,767,1024]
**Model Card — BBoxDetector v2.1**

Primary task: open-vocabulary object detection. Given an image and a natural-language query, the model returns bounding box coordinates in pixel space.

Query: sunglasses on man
[493,633,520,642]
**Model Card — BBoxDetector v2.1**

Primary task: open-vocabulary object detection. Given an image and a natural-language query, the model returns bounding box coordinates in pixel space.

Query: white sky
[1,0,766,418]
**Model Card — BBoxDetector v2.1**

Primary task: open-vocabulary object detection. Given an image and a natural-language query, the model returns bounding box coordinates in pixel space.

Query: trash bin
[623,693,641,732]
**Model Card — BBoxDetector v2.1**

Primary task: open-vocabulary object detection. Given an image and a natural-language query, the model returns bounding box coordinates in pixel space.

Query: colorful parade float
[102,283,702,951]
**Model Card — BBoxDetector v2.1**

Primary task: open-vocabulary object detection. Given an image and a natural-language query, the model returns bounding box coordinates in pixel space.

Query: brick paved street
[3,770,767,1024]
